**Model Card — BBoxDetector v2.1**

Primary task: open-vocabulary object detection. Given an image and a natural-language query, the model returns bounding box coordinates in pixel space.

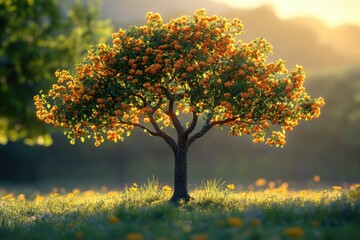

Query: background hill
[102,0,360,71]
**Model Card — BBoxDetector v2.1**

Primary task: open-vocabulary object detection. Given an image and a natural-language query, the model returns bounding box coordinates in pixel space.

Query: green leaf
[126,131,131,137]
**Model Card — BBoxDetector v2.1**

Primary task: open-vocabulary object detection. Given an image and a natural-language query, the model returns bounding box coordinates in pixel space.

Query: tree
[0,0,112,145]
[34,10,325,202]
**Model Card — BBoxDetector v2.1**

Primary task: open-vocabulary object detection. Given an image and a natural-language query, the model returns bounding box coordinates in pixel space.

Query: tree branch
[148,115,177,152]
[119,118,176,151]
[168,111,184,137]
[162,87,184,136]
[183,112,198,138]
[121,92,177,150]
[119,120,159,136]
[133,123,160,136]
[187,121,212,147]
[188,116,241,146]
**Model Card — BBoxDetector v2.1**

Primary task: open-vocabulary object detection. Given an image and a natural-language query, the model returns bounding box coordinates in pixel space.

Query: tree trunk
[170,143,191,203]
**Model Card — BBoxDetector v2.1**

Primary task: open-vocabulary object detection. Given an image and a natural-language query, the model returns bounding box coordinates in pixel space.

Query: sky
[211,0,360,27]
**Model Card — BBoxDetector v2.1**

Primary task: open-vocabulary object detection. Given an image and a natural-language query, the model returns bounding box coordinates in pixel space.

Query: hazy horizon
[101,1,360,72]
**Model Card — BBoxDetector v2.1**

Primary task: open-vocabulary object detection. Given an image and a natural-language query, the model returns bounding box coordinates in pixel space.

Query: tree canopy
[34,9,325,202]
[34,9,324,149]
[0,0,112,145]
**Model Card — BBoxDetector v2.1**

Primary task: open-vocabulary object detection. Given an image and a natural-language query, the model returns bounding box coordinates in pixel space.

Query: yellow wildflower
[129,183,138,192]
[255,178,267,187]
[129,187,137,192]
[72,188,80,194]
[227,217,243,227]
[84,190,95,197]
[125,232,142,240]
[268,181,276,189]
[279,182,289,190]
[106,191,118,197]
[313,175,321,182]
[284,227,305,238]
[17,194,26,201]
[162,185,172,192]
[35,195,44,202]
[51,193,59,198]
[227,184,235,190]
[107,216,120,224]
[349,183,360,190]
[1,194,14,201]
[332,186,342,191]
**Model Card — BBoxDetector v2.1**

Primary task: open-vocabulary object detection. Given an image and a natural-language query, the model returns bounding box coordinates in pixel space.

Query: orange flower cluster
[34,9,324,147]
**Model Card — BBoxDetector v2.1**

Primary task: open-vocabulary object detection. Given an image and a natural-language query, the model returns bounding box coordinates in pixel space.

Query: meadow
[1,179,360,240]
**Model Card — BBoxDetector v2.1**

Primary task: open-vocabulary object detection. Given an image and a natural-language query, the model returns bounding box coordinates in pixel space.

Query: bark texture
[170,144,191,203]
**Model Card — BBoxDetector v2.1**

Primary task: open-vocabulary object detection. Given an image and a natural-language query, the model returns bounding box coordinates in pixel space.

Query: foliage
[34,9,324,148]
[0,0,112,145]
[1,180,360,239]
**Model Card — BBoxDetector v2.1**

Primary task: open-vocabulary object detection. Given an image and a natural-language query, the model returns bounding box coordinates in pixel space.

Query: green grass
[1,180,360,240]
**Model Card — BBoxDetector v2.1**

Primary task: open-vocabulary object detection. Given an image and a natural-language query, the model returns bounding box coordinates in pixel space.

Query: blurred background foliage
[0,0,359,190]
[0,0,112,145]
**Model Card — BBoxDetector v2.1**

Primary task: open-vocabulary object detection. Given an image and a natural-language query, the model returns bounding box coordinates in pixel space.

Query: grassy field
[1,179,360,240]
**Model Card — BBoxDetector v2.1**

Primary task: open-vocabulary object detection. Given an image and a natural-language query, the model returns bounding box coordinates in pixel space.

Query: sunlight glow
[211,0,360,27]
